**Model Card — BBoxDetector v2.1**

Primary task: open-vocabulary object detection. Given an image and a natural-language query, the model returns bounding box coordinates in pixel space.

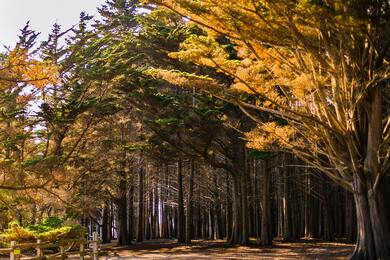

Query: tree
[149,1,390,259]
[0,24,59,191]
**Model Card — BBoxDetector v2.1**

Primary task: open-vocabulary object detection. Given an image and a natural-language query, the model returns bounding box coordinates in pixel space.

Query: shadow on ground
[102,239,354,259]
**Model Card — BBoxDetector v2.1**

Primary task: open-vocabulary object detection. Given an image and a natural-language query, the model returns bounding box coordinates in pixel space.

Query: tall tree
[151,1,390,258]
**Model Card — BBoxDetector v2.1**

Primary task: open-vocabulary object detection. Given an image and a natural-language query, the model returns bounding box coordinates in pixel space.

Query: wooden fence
[0,232,100,260]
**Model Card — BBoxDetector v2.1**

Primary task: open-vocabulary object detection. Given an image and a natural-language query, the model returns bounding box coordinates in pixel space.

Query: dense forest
[0,1,390,259]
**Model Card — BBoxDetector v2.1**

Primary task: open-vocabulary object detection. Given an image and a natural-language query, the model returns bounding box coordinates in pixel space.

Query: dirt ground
[101,239,355,259]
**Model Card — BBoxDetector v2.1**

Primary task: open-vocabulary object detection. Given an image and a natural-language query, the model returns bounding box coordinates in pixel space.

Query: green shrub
[34,225,85,242]
[28,216,64,232]
[42,216,64,228]
[0,217,86,245]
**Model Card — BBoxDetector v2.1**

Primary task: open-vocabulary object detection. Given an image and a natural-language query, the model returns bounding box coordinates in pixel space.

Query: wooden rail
[0,232,100,260]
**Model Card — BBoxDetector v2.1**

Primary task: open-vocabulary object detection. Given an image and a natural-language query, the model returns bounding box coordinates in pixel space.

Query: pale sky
[0,0,106,50]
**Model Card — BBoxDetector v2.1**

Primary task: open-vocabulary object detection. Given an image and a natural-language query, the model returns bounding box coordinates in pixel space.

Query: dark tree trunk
[128,184,134,242]
[229,175,242,245]
[137,168,144,242]
[208,208,214,239]
[163,164,169,238]
[154,183,159,238]
[185,160,195,244]
[240,166,250,245]
[282,154,291,242]
[102,202,110,243]
[147,174,153,240]
[304,168,312,238]
[260,159,272,246]
[214,175,223,240]
[177,159,185,243]
[109,201,114,240]
[351,177,390,260]
[225,173,232,240]
[345,190,357,242]
[117,175,130,246]
[351,86,390,259]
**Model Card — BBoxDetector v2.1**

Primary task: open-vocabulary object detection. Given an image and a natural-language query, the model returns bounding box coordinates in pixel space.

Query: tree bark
[351,86,390,259]
[225,173,232,240]
[185,160,195,244]
[128,184,134,242]
[351,173,390,260]
[177,159,185,243]
[229,175,242,244]
[137,167,144,242]
[282,154,291,242]
[345,190,356,242]
[117,175,130,246]
[260,159,272,246]
[240,165,250,245]
[102,202,110,243]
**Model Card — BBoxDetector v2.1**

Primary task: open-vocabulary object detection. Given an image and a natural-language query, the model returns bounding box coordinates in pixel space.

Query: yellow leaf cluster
[0,48,59,90]
[246,122,295,151]
[146,68,220,90]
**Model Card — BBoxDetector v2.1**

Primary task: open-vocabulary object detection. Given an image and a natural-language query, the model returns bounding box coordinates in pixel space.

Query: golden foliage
[145,68,220,90]
[246,122,295,151]
[0,48,59,90]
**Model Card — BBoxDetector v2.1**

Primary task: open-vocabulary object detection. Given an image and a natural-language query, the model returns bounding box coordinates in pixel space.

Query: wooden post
[36,239,43,257]
[10,241,16,260]
[10,241,20,260]
[92,232,99,260]
[59,245,66,260]
[79,241,85,260]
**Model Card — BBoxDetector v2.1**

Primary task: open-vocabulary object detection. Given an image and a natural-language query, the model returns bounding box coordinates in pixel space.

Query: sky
[0,0,106,50]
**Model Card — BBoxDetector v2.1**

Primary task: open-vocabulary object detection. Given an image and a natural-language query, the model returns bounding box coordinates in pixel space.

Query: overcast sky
[0,0,106,50]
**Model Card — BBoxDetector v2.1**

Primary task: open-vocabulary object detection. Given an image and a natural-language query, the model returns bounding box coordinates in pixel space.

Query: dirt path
[101,239,354,259]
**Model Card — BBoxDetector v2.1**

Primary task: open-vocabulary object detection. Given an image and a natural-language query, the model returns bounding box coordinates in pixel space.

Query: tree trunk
[351,86,390,259]
[240,167,250,245]
[128,184,134,242]
[282,154,291,242]
[351,177,390,260]
[345,190,356,242]
[260,159,272,246]
[225,173,232,240]
[102,202,110,243]
[137,167,144,242]
[117,175,130,246]
[321,178,334,242]
[229,175,242,244]
[214,175,223,240]
[177,159,185,243]
[304,167,312,238]
[163,164,169,238]
[154,183,159,238]
[185,160,195,244]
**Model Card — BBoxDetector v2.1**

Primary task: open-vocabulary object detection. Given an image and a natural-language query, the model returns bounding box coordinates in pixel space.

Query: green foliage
[34,225,85,242]
[153,92,176,106]
[42,216,63,228]
[22,157,42,167]
[155,117,184,127]
[248,150,276,160]
[123,143,149,152]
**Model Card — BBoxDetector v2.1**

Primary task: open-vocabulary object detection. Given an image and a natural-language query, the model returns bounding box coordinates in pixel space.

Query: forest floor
[101,239,354,259]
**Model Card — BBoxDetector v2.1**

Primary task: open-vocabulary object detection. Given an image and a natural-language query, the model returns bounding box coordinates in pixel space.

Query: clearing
[102,239,354,259]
